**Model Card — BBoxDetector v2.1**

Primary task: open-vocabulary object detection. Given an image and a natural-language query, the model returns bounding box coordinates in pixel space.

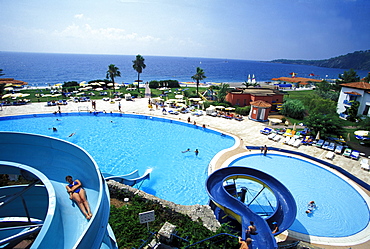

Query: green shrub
[235,106,250,116]
[109,190,238,248]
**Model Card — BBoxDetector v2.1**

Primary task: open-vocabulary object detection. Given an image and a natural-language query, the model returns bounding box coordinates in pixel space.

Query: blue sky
[1,0,369,60]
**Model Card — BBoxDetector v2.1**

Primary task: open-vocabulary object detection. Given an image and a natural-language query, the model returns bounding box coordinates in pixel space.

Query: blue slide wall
[206,166,297,249]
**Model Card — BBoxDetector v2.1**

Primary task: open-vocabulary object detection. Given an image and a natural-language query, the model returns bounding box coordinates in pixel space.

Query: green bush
[149,80,180,89]
[109,190,238,248]
[235,106,250,116]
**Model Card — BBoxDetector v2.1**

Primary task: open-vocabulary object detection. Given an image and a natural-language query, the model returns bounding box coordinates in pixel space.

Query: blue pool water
[229,154,370,237]
[0,113,235,205]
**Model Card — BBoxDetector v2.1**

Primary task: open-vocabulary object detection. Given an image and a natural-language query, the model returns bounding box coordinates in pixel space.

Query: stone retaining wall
[107,181,221,232]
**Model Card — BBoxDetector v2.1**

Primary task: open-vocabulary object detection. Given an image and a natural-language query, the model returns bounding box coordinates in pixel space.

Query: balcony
[343,100,352,106]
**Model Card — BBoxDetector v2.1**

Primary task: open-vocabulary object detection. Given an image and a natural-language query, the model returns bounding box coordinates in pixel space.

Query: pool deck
[1,98,370,248]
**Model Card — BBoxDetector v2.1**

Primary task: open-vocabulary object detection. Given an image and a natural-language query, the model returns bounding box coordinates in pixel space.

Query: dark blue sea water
[0,51,368,87]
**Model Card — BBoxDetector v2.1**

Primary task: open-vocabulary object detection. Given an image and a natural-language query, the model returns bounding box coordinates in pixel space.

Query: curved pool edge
[219,149,370,247]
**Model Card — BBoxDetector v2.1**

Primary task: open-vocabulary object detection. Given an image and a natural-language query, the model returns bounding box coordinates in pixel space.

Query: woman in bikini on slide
[65,175,93,219]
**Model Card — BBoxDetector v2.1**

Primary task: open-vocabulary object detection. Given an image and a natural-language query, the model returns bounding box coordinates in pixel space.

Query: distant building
[0,78,28,87]
[337,81,370,119]
[225,88,284,112]
[271,77,322,89]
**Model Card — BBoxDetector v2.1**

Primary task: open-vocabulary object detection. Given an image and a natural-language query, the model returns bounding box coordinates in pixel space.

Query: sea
[0,51,369,87]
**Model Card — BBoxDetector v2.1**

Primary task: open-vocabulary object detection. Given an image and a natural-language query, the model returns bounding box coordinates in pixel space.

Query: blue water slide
[206,166,297,249]
[0,132,117,249]
[103,169,151,187]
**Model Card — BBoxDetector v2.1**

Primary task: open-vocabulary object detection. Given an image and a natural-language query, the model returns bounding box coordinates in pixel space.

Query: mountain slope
[270,50,370,71]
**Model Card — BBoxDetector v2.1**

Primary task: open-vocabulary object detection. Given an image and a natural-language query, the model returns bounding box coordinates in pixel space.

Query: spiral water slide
[206,166,297,249]
[0,132,117,249]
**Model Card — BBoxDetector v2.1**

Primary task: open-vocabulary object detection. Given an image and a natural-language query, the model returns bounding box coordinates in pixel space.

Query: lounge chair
[293,131,301,139]
[343,148,352,157]
[168,110,179,115]
[260,127,272,135]
[268,133,276,140]
[322,141,330,150]
[283,129,292,137]
[273,135,282,142]
[292,139,302,148]
[325,151,335,160]
[288,137,296,146]
[335,145,344,154]
[315,139,324,148]
[350,150,360,160]
[360,159,370,171]
[282,136,291,144]
[327,142,336,151]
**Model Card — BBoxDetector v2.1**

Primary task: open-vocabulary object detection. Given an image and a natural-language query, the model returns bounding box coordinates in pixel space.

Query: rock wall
[107,181,221,232]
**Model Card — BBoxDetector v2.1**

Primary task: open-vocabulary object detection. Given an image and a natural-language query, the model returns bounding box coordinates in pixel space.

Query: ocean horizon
[1,51,369,87]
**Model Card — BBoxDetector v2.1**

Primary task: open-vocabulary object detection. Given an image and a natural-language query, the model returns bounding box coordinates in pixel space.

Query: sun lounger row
[342,148,360,160]
[282,136,302,148]
[267,133,282,142]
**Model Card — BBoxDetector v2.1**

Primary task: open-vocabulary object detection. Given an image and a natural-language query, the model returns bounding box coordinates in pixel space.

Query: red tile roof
[250,100,271,108]
[0,78,28,86]
[271,77,322,83]
[340,81,370,90]
[344,91,361,96]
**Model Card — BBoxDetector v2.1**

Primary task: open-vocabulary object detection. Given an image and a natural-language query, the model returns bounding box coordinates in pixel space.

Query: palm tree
[191,67,206,95]
[106,64,121,84]
[0,69,4,76]
[132,55,146,91]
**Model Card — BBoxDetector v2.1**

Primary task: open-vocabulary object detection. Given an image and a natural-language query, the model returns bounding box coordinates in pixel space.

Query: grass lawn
[283,90,314,100]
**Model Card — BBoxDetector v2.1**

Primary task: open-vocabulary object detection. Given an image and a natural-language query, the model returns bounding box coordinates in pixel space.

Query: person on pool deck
[238,237,252,249]
[65,175,92,220]
[261,145,268,156]
[246,221,257,235]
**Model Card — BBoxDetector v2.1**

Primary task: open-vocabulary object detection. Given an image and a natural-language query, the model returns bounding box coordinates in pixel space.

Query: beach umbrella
[95,87,104,91]
[12,93,30,98]
[2,93,12,99]
[354,130,369,137]
[107,83,113,86]
[225,107,235,111]
[89,82,101,86]
[114,86,120,90]
[293,123,296,131]
[315,131,320,140]
[4,87,14,91]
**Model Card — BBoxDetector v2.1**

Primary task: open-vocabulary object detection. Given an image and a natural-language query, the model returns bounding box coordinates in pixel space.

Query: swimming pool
[0,113,235,205]
[228,153,370,237]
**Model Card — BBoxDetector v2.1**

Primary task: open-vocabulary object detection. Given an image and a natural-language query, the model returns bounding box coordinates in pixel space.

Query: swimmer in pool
[65,175,92,219]
[182,148,190,153]
[305,201,316,214]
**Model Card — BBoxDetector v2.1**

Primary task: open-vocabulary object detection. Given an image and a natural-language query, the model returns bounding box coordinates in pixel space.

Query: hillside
[270,50,370,71]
